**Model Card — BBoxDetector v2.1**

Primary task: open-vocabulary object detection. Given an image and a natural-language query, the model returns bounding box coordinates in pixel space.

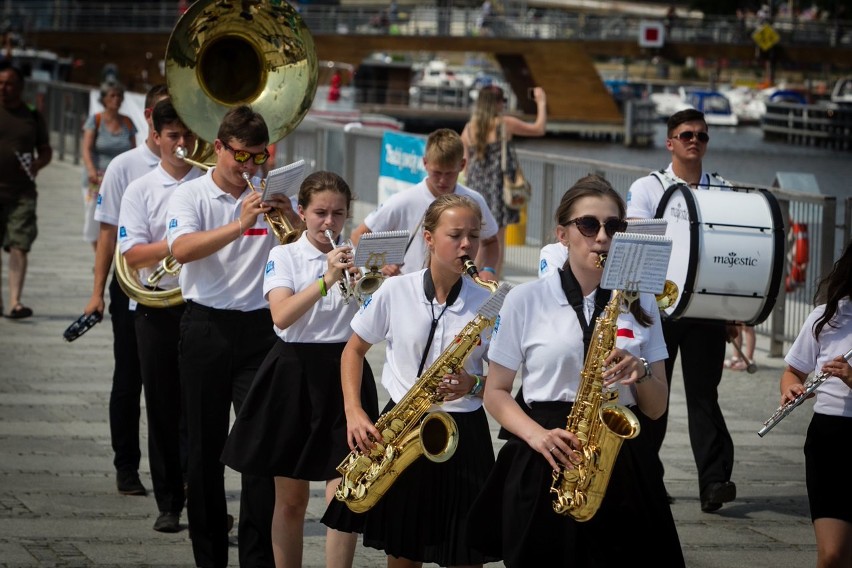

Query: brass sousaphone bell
[115,0,318,307]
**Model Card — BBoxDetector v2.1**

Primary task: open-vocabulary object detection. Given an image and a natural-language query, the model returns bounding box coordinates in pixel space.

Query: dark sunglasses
[221,141,270,165]
[565,216,628,238]
[672,130,710,143]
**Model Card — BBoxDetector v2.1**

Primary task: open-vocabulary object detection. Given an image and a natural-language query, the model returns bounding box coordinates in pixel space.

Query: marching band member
[166,105,292,568]
[778,239,852,568]
[626,108,737,512]
[466,175,684,567]
[350,128,499,281]
[85,84,169,497]
[325,194,499,568]
[117,99,202,532]
[221,171,379,568]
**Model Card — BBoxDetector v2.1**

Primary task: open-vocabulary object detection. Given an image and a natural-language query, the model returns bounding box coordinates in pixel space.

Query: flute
[758,347,852,437]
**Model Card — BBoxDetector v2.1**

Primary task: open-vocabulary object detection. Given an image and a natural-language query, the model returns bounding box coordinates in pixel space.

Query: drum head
[656,184,784,325]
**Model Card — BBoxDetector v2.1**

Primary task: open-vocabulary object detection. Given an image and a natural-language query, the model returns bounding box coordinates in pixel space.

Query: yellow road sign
[752,24,780,51]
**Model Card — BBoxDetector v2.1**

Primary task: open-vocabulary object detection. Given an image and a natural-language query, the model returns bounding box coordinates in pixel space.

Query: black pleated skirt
[323,401,499,566]
[467,401,685,568]
[805,412,852,523]
[220,340,378,480]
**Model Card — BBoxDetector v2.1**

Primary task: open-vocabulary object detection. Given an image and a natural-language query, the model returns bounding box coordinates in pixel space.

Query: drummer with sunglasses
[165,105,295,568]
[625,108,738,514]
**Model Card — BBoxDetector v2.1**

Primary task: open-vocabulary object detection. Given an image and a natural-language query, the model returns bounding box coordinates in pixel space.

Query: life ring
[785,221,809,292]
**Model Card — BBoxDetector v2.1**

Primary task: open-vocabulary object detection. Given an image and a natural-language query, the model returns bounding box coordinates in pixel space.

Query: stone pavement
[0,158,817,567]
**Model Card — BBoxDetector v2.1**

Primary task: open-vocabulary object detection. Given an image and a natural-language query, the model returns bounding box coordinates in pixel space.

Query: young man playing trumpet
[166,105,296,568]
[117,99,203,533]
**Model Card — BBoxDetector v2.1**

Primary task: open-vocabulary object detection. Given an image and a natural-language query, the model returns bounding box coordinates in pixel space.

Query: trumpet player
[350,128,500,282]
[117,100,202,533]
[221,171,379,568]
[166,105,291,568]
[777,239,852,568]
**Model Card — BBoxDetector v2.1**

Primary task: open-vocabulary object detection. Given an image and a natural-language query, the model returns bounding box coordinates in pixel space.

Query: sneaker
[116,471,147,496]
[153,511,181,533]
[700,481,736,513]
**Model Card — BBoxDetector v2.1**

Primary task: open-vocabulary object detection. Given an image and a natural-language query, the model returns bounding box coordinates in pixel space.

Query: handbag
[500,122,531,210]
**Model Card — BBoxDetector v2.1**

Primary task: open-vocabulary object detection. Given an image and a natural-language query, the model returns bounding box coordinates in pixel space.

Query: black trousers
[107,274,142,474]
[179,302,276,568]
[638,319,734,496]
[134,302,186,514]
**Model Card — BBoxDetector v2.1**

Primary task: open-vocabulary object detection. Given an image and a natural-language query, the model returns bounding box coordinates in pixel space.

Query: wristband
[481,266,496,275]
[636,357,652,384]
[318,276,327,297]
[469,374,484,396]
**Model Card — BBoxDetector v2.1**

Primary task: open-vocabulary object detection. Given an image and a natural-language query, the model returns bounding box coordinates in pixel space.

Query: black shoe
[116,471,147,496]
[153,511,181,533]
[700,481,736,513]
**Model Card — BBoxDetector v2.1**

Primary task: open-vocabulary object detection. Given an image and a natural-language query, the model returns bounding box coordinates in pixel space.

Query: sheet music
[600,233,672,294]
[261,160,305,202]
[625,218,667,236]
[354,230,410,268]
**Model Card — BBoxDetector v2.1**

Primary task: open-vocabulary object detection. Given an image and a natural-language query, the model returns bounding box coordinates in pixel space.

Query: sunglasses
[221,141,270,165]
[565,216,628,238]
[671,130,710,143]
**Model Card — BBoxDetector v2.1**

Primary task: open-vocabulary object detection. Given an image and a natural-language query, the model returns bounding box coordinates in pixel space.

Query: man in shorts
[0,62,52,319]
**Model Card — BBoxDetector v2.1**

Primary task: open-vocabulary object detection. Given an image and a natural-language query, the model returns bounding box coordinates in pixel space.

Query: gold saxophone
[550,257,641,521]
[335,275,511,513]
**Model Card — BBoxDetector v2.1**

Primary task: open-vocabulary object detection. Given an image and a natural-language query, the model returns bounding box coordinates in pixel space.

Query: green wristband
[318,276,327,297]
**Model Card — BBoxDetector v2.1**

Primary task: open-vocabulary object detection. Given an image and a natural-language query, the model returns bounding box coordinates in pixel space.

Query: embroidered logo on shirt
[168,218,178,229]
[265,260,275,276]
[118,226,127,239]
[540,259,547,272]
[96,194,103,207]
[494,314,501,333]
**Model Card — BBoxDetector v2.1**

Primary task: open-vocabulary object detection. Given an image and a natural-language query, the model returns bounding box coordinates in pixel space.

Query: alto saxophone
[758,347,852,437]
[335,280,512,513]
[551,259,641,521]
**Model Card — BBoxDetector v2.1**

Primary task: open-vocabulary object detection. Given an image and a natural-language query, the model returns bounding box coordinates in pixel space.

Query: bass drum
[655,184,784,325]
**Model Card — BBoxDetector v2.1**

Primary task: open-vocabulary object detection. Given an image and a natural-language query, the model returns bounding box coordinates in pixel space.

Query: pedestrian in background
[461,84,547,279]
[0,62,52,320]
[81,81,136,255]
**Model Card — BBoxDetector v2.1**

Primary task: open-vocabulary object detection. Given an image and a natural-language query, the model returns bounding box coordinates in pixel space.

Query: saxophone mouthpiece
[461,255,478,278]
[595,253,607,269]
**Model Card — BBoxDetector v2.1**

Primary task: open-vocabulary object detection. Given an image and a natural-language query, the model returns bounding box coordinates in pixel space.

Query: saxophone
[550,273,641,521]
[335,279,512,513]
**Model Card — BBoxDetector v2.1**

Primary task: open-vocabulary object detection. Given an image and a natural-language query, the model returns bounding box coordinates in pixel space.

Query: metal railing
[4,1,852,46]
[30,78,847,355]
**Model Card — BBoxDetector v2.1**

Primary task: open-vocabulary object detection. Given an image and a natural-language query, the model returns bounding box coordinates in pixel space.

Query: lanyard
[416,269,462,377]
[559,266,611,359]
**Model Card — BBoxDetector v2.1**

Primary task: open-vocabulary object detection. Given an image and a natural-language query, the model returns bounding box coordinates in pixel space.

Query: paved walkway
[0,158,817,567]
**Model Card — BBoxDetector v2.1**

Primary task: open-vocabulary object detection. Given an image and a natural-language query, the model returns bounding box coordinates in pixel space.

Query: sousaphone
[115,0,319,307]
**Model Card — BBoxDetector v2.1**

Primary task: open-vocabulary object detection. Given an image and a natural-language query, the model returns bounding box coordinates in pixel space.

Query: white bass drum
[655,184,784,325]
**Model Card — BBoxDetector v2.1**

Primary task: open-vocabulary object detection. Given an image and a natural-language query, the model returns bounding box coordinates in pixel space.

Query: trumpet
[242,172,302,245]
[324,229,355,303]
[758,347,852,437]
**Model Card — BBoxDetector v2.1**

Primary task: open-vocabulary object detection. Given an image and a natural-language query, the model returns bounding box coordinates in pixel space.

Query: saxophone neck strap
[417,269,463,377]
[559,266,611,359]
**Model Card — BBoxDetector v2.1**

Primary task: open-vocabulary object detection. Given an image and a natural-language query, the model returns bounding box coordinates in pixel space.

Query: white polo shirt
[166,167,278,311]
[118,164,203,290]
[626,164,729,219]
[263,232,359,343]
[94,143,161,226]
[488,270,668,407]
[538,242,568,278]
[351,268,493,413]
[363,179,499,274]
[784,299,852,418]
